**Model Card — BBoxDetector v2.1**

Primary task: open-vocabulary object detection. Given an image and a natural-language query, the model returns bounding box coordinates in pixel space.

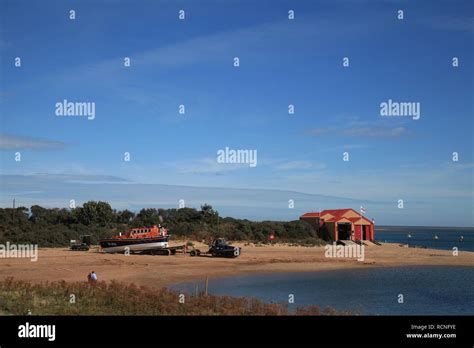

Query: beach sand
[1,242,472,288]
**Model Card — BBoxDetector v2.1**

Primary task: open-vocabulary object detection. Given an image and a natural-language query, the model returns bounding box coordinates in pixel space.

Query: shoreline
[167,264,474,289]
[0,242,473,289]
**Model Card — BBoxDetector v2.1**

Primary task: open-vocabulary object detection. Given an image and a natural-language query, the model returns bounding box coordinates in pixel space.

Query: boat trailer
[136,245,186,255]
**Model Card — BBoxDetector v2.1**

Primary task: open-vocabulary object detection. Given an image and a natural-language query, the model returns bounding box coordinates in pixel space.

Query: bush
[0,278,344,316]
[0,202,324,247]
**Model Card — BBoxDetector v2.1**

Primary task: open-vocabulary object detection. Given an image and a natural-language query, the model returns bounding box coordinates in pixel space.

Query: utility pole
[11,198,15,220]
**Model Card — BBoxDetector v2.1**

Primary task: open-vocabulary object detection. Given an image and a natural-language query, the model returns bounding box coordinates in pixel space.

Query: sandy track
[1,242,472,288]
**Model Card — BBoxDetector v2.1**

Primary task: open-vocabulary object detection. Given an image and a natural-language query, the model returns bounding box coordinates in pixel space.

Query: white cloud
[275,160,326,171]
[169,158,250,174]
[305,124,410,139]
[0,134,67,150]
[340,127,409,138]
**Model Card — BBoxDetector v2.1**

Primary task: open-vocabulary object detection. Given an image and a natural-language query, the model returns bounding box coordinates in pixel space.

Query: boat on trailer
[99,225,170,253]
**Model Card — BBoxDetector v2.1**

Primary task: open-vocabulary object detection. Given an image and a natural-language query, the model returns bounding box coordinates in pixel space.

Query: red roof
[300,209,373,225]
[300,212,321,218]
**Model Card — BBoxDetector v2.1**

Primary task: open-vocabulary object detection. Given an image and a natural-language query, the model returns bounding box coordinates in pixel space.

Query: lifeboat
[99,225,169,253]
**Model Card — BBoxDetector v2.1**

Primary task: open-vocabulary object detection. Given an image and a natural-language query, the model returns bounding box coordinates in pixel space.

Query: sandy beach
[1,242,472,288]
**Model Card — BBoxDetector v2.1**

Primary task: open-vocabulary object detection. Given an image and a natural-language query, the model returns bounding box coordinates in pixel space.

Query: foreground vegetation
[0,278,342,316]
[0,201,324,247]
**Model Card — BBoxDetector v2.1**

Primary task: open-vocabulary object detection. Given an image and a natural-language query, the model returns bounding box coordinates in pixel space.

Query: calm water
[376,226,474,252]
[171,266,474,315]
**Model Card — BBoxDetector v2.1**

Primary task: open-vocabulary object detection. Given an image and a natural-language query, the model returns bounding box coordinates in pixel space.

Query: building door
[337,223,351,240]
[355,225,362,240]
[363,226,369,240]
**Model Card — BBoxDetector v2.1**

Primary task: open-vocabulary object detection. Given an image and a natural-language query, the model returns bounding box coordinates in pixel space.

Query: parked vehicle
[70,235,91,251]
[189,238,241,258]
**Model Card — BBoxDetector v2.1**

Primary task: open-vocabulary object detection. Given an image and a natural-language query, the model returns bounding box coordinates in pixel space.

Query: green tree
[117,209,135,224]
[74,201,113,226]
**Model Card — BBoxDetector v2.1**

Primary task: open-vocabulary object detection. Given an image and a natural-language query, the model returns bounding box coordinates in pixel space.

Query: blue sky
[1,0,473,226]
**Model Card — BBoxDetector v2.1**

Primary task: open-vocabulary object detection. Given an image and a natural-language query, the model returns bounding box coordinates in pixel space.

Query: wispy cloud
[168,158,250,174]
[274,160,326,171]
[32,173,130,183]
[121,15,366,70]
[167,157,327,174]
[0,173,379,222]
[444,162,474,171]
[305,128,329,136]
[305,126,410,138]
[1,173,129,184]
[340,127,409,138]
[0,134,67,150]
[36,13,371,110]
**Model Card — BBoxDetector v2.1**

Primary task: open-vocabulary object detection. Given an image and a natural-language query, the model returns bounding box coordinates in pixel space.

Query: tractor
[189,238,241,258]
[69,235,91,251]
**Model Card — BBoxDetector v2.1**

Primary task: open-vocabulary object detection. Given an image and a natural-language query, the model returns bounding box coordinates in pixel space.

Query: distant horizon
[3,191,473,229]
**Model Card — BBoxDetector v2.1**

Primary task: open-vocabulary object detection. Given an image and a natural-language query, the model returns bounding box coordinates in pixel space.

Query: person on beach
[87,271,97,284]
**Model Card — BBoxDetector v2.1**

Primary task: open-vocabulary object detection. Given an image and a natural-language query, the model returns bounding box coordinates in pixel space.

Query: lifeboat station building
[300,209,374,242]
